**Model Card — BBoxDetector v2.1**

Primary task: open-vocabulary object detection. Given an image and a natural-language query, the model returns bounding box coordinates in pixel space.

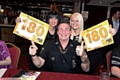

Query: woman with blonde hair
[70,12,84,43]
[70,12,118,75]
[70,12,104,75]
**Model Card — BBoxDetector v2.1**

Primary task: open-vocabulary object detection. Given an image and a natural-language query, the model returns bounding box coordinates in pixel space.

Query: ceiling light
[100,2,102,4]
[38,4,40,6]
[0,9,4,13]
[14,1,17,3]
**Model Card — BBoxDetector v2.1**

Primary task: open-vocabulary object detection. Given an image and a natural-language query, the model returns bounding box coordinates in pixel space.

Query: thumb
[31,41,38,50]
[109,24,112,30]
[31,41,35,45]
[109,24,112,33]
[80,41,84,48]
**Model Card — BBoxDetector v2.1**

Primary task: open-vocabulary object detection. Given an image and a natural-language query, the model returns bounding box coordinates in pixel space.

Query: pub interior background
[0,0,120,72]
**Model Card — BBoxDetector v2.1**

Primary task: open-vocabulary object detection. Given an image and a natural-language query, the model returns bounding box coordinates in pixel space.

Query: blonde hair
[70,12,84,42]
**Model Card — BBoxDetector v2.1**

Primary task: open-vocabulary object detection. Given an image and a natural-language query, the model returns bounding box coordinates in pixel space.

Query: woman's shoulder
[44,38,57,45]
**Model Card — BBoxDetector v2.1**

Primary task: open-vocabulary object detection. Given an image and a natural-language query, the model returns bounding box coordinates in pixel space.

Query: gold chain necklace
[59,45,68,54]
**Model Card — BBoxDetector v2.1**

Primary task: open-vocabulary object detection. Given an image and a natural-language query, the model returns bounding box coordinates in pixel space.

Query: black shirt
[28,29,58,70]
[39,38,83,73]
[111,47,120,68]
[45,29,58,42]
[73,35,79,42]
[111,47,120,78]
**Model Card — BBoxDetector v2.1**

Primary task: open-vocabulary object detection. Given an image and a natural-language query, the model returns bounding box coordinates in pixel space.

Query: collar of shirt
[112,18,119,32]
[55,39,74,50]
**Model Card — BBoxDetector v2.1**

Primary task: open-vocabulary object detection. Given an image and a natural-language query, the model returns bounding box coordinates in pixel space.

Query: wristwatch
[30,54,36,57]
[81,55,89,64]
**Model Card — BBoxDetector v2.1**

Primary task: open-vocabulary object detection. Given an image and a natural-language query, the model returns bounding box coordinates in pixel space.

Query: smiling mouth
[61,34,67,37]
[51,23,57,25]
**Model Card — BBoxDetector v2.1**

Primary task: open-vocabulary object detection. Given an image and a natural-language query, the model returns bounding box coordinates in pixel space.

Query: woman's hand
[109,25,116,36]
[29,41,38,56]
[15,17,21,23]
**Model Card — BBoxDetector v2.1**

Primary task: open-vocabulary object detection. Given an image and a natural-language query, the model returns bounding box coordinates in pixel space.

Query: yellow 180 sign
[82,20,114,51]
[21,20,45,36]
[13,12,49,45]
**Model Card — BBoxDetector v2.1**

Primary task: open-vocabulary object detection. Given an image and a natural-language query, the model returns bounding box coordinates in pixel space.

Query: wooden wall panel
[84,5,108,28]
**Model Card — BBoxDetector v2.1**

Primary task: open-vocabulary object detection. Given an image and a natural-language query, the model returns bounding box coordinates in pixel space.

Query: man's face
[57,23,71,41]
[115,11,120,19]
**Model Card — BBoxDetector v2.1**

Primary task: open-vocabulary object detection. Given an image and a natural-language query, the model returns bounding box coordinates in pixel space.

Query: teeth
[61,34,66,36]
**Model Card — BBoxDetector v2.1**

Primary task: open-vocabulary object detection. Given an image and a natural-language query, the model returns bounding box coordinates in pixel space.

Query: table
[2,69,119,80]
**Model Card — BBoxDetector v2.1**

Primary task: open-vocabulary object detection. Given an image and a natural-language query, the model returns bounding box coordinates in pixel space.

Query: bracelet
[30,54,36,57]
[82,58,89,64]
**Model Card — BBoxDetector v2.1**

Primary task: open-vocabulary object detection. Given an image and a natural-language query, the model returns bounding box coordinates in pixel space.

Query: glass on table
[100,69,110,80]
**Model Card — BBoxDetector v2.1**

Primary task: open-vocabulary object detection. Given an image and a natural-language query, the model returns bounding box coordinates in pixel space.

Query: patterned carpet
[17,55,30,70]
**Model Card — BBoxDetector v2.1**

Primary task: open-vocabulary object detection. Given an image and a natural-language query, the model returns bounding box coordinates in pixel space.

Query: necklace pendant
[59,46,68,54]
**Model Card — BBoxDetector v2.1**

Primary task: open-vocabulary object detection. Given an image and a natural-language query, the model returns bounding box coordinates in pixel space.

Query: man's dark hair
[57,21,72,31]
[110,7,120,17]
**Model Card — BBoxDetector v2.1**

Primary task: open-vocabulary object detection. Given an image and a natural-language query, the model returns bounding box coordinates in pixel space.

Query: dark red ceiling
[0,0,91,5]
[0,0,91,11]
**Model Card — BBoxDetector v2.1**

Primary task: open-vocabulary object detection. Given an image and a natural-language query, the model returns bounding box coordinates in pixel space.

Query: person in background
[69,12,116,74]
[1,11,15,25]
[103,7,120,69]
[15,11,61,70]
[107,7,120,50]
[108,8,120,78]
[70,12,118,75]
[0,40,12,68]
[0,12,4,23]
[110,46,120,78]
[70,12,84,43]
[29,22,90,73]
[56,5,68,22]
[28,11,61,70]
[45,11,61,41]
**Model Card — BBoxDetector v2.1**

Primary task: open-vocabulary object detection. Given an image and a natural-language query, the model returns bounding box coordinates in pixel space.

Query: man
[109,7,120,78]
[111,46,120,78]
[29,22,90,73]
[108,7,120,49]
[103,8,120,69]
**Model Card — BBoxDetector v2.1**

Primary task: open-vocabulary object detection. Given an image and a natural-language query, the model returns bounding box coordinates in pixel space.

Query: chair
[106,51,112,71]
[6,42,21,69]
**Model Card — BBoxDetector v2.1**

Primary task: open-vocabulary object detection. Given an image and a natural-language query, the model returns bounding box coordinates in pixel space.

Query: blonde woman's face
[70,16,79,30]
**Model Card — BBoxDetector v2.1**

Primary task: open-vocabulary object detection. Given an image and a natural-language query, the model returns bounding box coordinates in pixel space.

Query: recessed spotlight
[38,3,40,6]
[14,1,17,3]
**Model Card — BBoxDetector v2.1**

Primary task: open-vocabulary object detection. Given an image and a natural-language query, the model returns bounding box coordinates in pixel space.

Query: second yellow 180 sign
[82,20,114,51]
